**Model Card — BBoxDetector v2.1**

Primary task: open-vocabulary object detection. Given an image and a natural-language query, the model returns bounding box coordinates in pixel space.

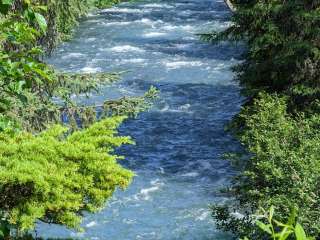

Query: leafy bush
[243,207,315,240]
[212,93,320,238]
[0,116,133,236]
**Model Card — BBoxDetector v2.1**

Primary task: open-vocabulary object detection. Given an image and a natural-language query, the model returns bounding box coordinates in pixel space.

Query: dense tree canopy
[205,0,320,238]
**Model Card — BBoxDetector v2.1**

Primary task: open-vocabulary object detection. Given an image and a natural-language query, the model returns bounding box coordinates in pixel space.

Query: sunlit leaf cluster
[0,116,134,232]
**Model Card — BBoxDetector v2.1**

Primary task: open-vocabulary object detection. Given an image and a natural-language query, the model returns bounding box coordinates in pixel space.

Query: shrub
[212,93,320,237]
[0,116,133,236]
[243,207,315,240]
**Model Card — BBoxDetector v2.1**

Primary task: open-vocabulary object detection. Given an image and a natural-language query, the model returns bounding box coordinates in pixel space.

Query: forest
[0,0,319,239]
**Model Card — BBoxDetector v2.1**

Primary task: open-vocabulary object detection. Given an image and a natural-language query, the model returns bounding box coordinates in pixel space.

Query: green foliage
[0,1,158,132]
[203,0,320,109]
[243,207,315,240]
[0,0,157,238]
[206,0,320,238]
[0,116,133,235]
[212,93,320,237]
[93,0,121,9]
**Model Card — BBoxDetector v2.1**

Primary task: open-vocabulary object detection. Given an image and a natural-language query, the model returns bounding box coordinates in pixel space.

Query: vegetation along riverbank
[203,0,320,239]
[1,0,319,239]
[0,0,157,238]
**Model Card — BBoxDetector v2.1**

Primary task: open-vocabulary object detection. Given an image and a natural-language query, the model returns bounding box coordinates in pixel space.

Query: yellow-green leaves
[0,117,134,235]
[294,223,308,240]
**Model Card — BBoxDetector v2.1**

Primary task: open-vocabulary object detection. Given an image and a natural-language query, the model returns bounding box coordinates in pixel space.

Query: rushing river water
[40,0,242,239]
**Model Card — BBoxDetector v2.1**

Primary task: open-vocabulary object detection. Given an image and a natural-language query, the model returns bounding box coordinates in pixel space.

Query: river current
[40,0,242,239]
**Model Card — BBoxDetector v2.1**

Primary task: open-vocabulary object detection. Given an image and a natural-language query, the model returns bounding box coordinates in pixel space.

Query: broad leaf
[34,12,47,33]
[295,223,307,240]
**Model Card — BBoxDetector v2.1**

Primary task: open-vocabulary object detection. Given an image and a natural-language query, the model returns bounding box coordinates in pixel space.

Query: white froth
[164,61,203,69]
[101,21,131,26]
[121,58,146,63]
[181,171,199,177]
[135,179,164,201]
[86,221,97,228]
[143,32,167,38]
[159,167,165,174]
[143,3,173,8]
[100,8,145,14]
[139,186,160,200]
[160,104,170,112]
[196,211,210,221]
[81,66,101,73]
[179,104,191,111]
[62,53,85,59]
[161,25,176,31]
[85,37,96,43]
[109,45,145,53]
[175,43,194,49]
[161,24,194,32]
[138,18,153,25]
[180,25,195,31]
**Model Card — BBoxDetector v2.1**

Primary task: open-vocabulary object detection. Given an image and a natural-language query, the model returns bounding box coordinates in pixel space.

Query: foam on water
[62,52,86,59]
[101,7,147,14]
[120,58,146,64]
[86,221,98,228]
[143,3,173,8]
[42,0,243,239]
[181,172,199,177]
[164,61,203,69]
[143,32,167,38]
[109,45,146,53]
[81,66,101,73]
[161,24,195,32]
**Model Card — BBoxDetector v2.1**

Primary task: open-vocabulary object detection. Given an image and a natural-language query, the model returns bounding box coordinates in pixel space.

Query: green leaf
[268,206,275,222]
[287,207,298,226]
[295,223,307,240]
[34,13,47,33]
[275,227,293,240]
[2,0,14,4]
[256,220,272,234]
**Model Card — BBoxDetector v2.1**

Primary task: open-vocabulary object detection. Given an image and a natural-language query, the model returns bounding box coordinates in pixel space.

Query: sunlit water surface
[39,0,243,239]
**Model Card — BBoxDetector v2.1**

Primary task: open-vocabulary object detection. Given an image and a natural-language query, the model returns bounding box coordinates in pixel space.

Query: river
[39,0,242,239]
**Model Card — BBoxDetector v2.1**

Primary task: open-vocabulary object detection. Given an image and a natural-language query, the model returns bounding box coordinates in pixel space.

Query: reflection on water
[40,0,242,239]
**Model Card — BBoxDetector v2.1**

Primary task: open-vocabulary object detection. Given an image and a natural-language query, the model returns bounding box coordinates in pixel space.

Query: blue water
[40,0,242,239]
